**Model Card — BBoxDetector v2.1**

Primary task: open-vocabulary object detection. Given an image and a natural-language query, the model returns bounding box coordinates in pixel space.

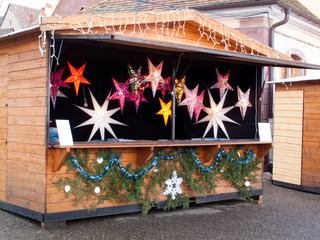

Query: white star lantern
[197,90,239,139]
[74,90,127,141]
[163,171,183,200]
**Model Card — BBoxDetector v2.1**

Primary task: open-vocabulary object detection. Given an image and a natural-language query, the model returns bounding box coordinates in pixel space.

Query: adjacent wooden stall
[270,76,320,193]
[0,9,319,228]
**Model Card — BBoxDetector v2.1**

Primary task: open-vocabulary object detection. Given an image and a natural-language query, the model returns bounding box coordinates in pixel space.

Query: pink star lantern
[141,58,165,98]
[108,78,130,113]
[64,62,91,96]
[179,84,205,122]
[235,86,252,120]
[50,67,71,108]
[210,68,233,99]
[126,89,147,113]
[158,77,172,97]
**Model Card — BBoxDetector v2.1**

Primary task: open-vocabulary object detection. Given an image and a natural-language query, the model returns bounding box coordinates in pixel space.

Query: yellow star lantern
[156,98,172,126]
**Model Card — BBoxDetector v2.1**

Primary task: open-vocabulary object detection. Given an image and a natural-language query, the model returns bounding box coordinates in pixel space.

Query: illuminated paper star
[175,76,185,104]
[156,98,172,126]
[50,67,70,108]
[142,58,164,98]
[158,77,172,97]
[235,86,252,120]
[210,68,233,99]
[197,90,239,139]
[64,62,91,96]
[128,64,143,97]
[126,89,147,113]
[50,88,67,109]
[108,78,130,113]
[179,84,205,122]
[75,91,127,141]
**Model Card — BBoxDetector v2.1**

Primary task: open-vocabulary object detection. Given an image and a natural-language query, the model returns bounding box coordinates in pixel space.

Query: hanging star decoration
[127,64,143,97]
[74,90,127,141]
[126,89,147,113]
[50,67,71,108]
[210,68,233,99]
[108,78,130,113]
[158,77,172,97]
[235,86,252,120]
[197,90,239,139]
[163,171,183,200]
[64,62,91,96]
[175,76,185,104]
[141,58,165,98]
[156,98,172,126]
[179,84,205,122]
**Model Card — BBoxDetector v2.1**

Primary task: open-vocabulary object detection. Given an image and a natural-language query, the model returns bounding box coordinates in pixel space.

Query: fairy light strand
[39,8,289,62]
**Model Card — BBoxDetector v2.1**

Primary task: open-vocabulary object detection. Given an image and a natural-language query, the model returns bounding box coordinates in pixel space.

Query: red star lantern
[50,67,70,108]
[64,62,91,96]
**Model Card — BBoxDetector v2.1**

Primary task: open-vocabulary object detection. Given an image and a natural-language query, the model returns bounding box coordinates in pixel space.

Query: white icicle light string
[39,8,286,62]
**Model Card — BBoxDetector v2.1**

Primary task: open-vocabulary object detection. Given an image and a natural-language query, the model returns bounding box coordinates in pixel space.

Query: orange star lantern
[64,62,91,96]
[156,98,172,126]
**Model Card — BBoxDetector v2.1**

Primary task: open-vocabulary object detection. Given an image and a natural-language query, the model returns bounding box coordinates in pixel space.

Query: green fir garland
[54,147,262,214]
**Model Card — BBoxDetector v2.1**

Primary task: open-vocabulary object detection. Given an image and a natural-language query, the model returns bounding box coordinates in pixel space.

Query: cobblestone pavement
[0,175,319,240]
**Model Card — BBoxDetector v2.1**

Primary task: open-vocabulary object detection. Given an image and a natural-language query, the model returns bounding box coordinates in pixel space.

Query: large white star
[74,90,127,141]
[197,90,239,139]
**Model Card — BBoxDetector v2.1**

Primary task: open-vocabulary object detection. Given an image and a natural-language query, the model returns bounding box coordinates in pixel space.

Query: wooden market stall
[270,76,320,194]
[0,9,319,228]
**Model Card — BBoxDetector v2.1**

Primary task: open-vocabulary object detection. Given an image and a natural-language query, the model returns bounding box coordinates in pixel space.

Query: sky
[1,0,320,18]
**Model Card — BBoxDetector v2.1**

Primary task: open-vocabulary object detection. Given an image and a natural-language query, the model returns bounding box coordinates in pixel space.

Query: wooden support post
[49,148,71,172]
[136,147,154,166]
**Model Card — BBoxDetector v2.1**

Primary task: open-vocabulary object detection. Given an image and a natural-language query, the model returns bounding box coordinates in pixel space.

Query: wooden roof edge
[267,74,320,84]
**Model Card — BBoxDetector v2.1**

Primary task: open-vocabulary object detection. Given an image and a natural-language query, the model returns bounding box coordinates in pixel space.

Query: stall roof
[268,74,320,84]
[2,9,320,70]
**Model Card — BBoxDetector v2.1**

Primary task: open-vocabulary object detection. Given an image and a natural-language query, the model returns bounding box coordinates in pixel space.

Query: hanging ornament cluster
[50,56,252,141]
[196,68,252,139]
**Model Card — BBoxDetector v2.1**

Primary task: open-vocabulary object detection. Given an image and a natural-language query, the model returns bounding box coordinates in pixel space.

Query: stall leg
[252,195,263,204]
[41,221,67,230]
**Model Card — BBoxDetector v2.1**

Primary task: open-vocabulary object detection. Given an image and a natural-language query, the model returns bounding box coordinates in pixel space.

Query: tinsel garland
[70,149,255,181]
[55,147,261,214]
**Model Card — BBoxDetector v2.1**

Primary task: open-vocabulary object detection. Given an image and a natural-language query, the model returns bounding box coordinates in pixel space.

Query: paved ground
[0,174,319,240]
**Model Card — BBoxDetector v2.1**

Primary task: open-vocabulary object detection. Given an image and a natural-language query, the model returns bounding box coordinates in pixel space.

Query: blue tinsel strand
[70,148,255,180]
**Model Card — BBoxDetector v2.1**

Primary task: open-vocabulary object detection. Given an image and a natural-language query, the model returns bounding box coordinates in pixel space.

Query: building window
[282,50,306,79]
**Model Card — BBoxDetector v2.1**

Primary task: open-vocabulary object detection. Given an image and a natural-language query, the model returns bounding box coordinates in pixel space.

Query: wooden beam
[136,147,154,167]
[257,143,273,159]
[49,148,70,172]
[203,145,220,163]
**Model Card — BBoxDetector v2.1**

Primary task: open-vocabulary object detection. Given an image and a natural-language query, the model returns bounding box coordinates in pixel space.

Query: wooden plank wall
[0,31,48,213]
[275,83,320,188]
[0,53,8,202]
[273,90,303,185]
[46,145,262,213]
[300,83,320,188]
